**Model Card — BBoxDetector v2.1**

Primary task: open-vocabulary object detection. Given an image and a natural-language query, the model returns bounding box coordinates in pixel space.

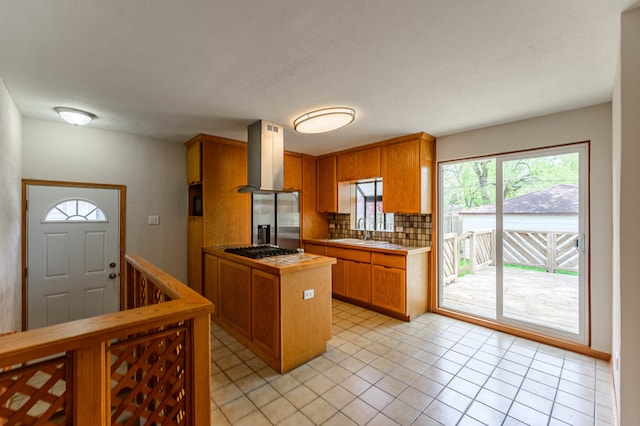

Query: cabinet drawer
[325,246,371,263]
[304,243,326,256]
[372,252,405,269]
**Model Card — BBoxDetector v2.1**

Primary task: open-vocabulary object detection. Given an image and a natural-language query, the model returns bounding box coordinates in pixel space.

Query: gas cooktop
[224,245,297,259]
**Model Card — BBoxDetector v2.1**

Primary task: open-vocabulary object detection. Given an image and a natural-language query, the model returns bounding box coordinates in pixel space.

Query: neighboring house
[458,184,578,232]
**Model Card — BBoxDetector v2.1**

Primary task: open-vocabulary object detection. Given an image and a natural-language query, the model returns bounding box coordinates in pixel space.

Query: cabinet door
[252,270,280,360]
[357,147,381,179]
[331,259,346,296]
[302,155,329,239]
[317,156,337,212]
[186,140,202,184]
[284,153,303,190]
[337,151,358,182]
[372,265,406,314]
[345,260,371,303]
[203,253,219,318]
[202,141,251,245]
[187,217,204,293]
[218,259,252,339]
[381,140,420,213]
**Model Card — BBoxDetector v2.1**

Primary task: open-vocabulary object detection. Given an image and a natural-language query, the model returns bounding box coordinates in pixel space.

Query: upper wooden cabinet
[284,152,303,190]
[337,147,381,182]
[317,155,337,212]
[381,133,434,214]
[186,140,202,184]
[302,156,329,239]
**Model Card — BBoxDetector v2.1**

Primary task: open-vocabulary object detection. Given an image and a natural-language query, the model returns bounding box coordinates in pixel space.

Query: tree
[442,152,578,209]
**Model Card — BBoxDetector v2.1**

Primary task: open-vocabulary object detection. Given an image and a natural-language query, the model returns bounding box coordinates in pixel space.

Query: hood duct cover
[238,120,284,193]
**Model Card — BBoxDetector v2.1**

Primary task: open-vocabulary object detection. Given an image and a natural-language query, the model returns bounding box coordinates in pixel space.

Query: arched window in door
[44,199,107,222]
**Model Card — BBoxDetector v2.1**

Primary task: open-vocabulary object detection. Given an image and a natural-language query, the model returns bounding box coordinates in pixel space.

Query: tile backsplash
[328,213,431,247]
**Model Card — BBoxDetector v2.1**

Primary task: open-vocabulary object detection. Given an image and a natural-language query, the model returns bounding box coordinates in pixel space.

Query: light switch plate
[148,215,160,225]
[303,289,314,300]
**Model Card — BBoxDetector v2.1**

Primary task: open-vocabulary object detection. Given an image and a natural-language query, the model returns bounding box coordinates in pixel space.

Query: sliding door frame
[430,141,604,358]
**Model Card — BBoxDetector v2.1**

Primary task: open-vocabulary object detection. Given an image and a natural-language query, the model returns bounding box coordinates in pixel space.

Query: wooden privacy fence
[0,255,214,425]
[443,230,579,283]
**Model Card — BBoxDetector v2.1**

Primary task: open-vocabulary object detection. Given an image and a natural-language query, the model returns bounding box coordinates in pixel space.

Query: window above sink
[338,178,394,232]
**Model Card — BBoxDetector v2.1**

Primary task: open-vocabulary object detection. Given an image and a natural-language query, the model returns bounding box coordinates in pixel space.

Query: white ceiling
[0,1,633,155]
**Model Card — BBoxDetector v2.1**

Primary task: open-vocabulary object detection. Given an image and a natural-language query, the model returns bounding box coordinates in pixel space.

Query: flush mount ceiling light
[54,107,96,126]
[293,107,355,134]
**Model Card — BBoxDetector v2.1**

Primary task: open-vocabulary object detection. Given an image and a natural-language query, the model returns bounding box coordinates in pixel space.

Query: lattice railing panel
[474,231,494,268]
[555,232,579,271]
[503,230,547,267]
[110,326,187,425]
[442,233,457,283]
[0,357,68,425]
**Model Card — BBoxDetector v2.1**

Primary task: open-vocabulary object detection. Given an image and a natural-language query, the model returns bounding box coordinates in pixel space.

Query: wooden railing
[503,230,578,273]
[443,230,495,283]
[443,230,578,283]
[0,255,214,425]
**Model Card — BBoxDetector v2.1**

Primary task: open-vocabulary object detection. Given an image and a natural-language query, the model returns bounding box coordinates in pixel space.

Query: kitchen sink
[330,238,386,246]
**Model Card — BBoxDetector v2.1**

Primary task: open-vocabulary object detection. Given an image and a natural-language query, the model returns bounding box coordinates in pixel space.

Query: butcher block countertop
[303,238,431,255]
[203,246,336,276]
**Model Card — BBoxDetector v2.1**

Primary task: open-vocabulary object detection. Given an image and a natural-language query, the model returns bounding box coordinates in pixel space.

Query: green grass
[456,260,578,277]
[504,263,578,276]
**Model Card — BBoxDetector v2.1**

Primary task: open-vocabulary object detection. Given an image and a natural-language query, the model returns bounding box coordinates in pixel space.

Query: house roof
[459,184,578,215]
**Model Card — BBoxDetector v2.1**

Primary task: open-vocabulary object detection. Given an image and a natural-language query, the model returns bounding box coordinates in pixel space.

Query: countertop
[303,238,431,255]
[203,246,336,276]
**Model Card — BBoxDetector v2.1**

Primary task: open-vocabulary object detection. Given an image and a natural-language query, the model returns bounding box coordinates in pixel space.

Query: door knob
[109,262,117,268]
[109,273,117,279]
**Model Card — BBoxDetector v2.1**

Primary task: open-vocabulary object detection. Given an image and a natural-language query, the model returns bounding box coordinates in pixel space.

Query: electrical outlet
[148,215,160,225]
[303,289,314,300]
[396,226,404,232]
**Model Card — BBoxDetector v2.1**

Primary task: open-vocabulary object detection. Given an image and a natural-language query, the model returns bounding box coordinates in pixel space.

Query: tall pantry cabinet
[185,134,251,293]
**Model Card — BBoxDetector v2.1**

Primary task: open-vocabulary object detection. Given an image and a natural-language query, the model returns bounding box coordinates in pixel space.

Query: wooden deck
[440,266,579,334]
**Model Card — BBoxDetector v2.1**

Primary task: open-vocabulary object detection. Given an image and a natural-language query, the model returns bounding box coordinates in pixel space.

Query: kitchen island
[202,246,336,373]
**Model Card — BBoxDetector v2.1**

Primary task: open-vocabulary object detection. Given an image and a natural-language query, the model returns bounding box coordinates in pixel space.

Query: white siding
[461,214,578,233]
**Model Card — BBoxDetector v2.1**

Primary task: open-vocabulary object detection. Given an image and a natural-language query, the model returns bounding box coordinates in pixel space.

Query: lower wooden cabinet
[345,260,371,303]
[187,217,204,294]
[203,252,219,319]
[252,270,280,360]
[304,240,429,321]
[372,265,406,314]
[218,259,252,340]
[331,259,347,296]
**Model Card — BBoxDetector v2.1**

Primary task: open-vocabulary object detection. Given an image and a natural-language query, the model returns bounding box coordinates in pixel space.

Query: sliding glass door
[438,144,588,344]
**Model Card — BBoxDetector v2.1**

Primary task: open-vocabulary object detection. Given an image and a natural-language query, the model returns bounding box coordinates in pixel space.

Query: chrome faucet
[357,218,371,240]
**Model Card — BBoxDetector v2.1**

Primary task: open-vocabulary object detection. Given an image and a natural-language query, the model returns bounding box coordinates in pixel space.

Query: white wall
[613,5,640,423]
[0,78,22,333]
[437,103,613,353]
[22,118,188,281]
[611,33,622,424]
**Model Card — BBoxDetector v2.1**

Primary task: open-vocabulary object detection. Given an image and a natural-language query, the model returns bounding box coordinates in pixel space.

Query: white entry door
[27,185,121,329]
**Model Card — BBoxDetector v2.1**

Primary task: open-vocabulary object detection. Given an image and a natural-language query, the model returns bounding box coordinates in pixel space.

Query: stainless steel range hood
[238,120,284,193]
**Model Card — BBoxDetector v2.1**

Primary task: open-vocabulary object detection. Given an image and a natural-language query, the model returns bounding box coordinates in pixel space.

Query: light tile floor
[210,299,616,425]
